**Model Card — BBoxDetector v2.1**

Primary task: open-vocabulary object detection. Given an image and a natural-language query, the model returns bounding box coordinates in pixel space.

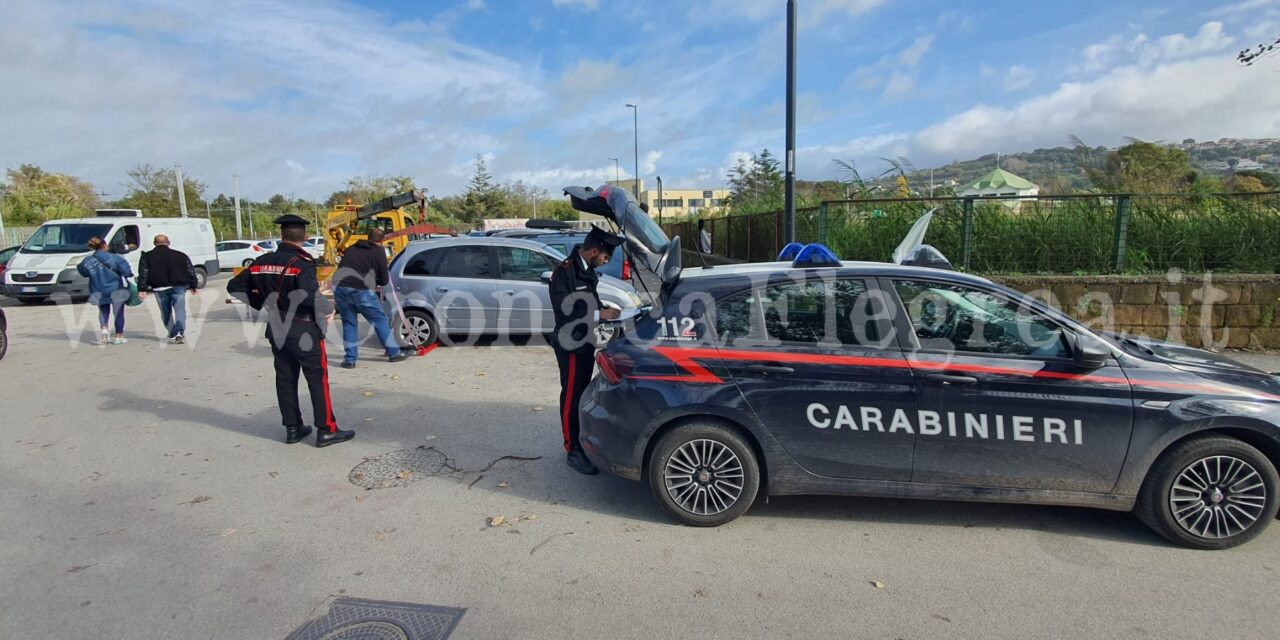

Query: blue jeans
[98,299,126,334]
[154,288,188,338]
[333,286,400,362]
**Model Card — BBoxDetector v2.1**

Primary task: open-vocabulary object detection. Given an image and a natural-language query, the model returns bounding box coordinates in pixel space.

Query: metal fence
[1,226,37,247]
[662,192,1280,274]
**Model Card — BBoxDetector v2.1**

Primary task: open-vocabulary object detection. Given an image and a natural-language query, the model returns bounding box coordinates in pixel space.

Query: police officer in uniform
[227,214,355,447]
[549,226,623,474]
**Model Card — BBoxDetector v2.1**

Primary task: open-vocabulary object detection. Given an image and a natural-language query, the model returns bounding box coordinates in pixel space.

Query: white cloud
[883,72,916,97]
[1079,22,1236,73]
[1208,0,1278,17]
[552,0,599,11]
[466,0,485,9]
[705,0,887,24]
[1137,21,1234,64]
[1003,65,1035,91]
[917,55,1280,158]
[899,35,934,67]
[641,150,663,176]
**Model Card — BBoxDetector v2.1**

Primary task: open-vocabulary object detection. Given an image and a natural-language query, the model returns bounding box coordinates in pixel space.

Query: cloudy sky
[2,0,1279,201]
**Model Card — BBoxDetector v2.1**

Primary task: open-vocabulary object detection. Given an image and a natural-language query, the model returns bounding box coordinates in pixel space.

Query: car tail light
[596,351,635,384]
[252,245,264,252]
[622,258,631,280]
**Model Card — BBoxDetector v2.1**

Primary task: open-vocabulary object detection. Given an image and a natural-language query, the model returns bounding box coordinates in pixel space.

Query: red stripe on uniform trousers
[318,339,338,433]
[562,356,576,452]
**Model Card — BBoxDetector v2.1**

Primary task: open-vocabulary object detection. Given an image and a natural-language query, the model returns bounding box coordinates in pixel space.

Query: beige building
[599,179,730,221]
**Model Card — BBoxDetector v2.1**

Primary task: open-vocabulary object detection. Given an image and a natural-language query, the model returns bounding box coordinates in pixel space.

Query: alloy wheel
[663,438,745,516]
[1170,455,1268,539]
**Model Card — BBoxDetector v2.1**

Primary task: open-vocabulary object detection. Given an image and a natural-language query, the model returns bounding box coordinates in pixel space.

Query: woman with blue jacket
[77,237,134,345]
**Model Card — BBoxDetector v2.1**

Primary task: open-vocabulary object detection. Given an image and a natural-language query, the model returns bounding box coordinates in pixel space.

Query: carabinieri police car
[563,185,1280,550]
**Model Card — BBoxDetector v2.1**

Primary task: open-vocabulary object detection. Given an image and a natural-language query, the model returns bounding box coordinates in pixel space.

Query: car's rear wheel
[193,266,208,289]
[398,309,439,348]
[241,258,255,268]
[648,422,760,527]
[1136,434,1278,549]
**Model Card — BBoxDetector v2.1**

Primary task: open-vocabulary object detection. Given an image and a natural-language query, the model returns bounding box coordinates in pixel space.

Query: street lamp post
[625,103,639,199]
[608,157,620,185]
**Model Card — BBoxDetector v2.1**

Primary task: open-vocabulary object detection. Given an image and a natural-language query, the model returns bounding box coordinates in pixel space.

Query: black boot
[285,425,313,444]
[316,427,355,448]
[566,449,599,475]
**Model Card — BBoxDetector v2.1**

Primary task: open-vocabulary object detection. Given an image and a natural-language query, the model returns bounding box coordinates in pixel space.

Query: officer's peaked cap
[274,214,309,228]
[585,226,623,251]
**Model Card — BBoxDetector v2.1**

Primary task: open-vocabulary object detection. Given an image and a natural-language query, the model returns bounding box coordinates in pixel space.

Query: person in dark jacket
[227,215,353,448]
[332,228,407,368]
[138,235,199,344]
[548,226,622,474]
[77,237,133,345]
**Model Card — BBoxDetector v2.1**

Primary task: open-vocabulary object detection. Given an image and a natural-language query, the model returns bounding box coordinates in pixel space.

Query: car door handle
[924,372,979,386]
[746,364,795,375]
[435,286,449,293]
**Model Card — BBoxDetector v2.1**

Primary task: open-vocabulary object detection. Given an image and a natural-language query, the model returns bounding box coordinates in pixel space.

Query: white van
[3,209,218,304]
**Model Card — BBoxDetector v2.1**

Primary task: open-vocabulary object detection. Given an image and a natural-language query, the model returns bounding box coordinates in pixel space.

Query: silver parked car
[388,237,642,345]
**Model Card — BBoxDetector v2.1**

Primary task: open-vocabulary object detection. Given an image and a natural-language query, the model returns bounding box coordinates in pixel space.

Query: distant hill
[892,138,1280,194]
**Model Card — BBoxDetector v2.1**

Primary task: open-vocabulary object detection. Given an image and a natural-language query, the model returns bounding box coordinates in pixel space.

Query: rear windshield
[621,202,668,254]
[22,223,114,254]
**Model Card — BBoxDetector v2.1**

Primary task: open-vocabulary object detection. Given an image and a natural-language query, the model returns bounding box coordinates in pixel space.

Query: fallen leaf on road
[397,470,412,479]
[476,372,487,376]
[267,471,279,479]
[532,406,544,412]
[66,564,97,574]
[489,516,507,527]
[497,482,509,488]
[180,496,213,506]
[390,375,400,380]
[374,528,397,541]
[363,417,376,422]
[361,391,376,397]
[355,494,366,501]
[871,581,886,589]
[220,528,238,537]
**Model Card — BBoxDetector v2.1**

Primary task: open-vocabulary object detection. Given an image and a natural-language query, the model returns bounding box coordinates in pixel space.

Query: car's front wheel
[1136,434,1278,549]
[648,422,761,526]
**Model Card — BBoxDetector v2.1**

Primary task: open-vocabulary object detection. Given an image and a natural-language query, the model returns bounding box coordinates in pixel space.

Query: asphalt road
[2,275,1279,639]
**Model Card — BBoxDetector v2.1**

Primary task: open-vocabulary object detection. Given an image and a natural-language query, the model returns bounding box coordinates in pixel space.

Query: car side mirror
[540,270,553,284]
[1072,333,1111,370]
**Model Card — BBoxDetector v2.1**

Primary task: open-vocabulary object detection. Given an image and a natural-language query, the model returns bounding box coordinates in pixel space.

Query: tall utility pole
[783,0,797,244]
[233,174,243,239]
[626,103,639,198]
[248,202,255,238]
[175,163,189,218]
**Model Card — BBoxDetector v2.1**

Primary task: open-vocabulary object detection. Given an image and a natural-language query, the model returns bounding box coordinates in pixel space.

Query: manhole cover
[349,447,449,490]
[319,621,409,640]
[287,597,464,640]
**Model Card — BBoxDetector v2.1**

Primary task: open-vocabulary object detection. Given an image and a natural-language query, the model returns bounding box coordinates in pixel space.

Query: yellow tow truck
[317,189,459,283]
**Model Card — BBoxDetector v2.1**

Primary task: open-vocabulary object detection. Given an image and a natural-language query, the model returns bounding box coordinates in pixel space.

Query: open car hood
[563,185,680,285]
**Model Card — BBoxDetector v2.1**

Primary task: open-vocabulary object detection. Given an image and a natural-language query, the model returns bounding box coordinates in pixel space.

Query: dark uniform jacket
[334,240,389,290]
[548,248,601,353]
[227,242,333,338]
[138,245,198,291]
